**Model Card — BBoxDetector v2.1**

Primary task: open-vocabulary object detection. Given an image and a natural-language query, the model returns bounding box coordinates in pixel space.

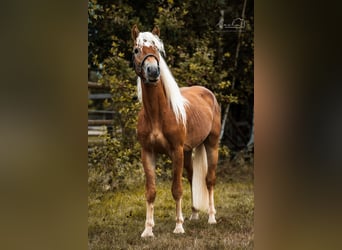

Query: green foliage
[88,41,143,190]
[174,40,224,86]
[88,0,254,189]
[155,1,186,30]
[89,135,143,192]
[219,144,230,158]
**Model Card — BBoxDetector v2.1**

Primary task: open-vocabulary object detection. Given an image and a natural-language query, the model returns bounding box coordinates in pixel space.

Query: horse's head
[131,25,161,84]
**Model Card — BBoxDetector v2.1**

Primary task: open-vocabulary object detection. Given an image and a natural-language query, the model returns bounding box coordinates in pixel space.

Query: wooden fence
[88,81,114,138]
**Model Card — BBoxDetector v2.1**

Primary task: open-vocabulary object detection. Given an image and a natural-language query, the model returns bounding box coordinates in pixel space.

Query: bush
[88,46,144,191]
[88,0,254,190]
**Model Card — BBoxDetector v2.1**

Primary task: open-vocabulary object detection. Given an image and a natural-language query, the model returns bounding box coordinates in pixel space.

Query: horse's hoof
[189,212,199,220]
[208,214,217,224]
[141,227,154,237]
[173,223,185,234]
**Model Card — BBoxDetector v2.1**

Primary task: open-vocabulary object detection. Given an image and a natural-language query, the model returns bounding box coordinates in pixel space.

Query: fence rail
[88,81,110,89]
[88,82,113,139]
[88,120,113,126]
[89,93,112,99]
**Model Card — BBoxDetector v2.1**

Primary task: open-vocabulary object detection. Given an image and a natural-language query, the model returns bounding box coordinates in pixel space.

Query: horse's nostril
[147,66,159,77]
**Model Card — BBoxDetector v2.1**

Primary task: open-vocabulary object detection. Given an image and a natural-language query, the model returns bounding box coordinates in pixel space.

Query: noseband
[133,53,160,78]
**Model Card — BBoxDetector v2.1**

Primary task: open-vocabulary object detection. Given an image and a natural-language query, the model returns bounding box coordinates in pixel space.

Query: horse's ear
[151,26,160,37]
[131,24,140,41]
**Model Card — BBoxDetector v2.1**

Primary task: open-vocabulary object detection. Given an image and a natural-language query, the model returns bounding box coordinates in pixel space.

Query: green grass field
[88,163,254,249]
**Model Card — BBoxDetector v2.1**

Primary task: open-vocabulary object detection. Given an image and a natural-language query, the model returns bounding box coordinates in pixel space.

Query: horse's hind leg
[141,149,156,237]
[204,138,219,224]
[184,150,199,220]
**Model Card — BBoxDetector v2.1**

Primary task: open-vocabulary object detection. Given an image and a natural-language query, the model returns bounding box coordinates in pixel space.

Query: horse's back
[181,86,218,108]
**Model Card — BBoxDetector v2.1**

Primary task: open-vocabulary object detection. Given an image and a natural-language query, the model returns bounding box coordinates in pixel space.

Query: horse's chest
[138,127,169,151]
[149,129,167,146]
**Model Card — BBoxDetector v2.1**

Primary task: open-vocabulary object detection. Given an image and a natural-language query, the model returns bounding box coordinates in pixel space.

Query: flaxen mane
[135,32,188,126]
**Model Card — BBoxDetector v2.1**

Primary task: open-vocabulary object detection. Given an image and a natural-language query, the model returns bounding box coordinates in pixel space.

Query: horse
[131,25,221,237]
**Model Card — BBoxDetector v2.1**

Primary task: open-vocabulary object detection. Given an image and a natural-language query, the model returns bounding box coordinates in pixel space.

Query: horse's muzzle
[146,65,160,83]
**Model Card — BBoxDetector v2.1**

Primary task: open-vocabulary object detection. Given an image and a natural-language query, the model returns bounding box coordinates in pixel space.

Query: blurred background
[88,0,254,190]
[4,0,341,248]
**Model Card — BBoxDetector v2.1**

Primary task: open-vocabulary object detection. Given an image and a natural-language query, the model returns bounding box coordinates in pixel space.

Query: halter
[133,53,160,79]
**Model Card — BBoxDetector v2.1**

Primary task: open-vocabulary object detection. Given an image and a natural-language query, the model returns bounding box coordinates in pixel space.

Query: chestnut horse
[131,25,221,237]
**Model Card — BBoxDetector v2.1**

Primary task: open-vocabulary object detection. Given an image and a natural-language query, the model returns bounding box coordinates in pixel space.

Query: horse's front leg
[141,149,156,237]
[171,146,185,234]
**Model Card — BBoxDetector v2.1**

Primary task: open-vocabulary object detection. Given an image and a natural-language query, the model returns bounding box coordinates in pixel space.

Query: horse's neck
[141,80,170,126]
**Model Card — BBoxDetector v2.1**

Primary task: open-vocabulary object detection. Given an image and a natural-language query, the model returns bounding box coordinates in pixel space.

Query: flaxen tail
[192,143,209,211]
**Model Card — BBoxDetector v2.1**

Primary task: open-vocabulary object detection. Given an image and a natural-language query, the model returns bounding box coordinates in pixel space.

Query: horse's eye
[134,48,139,54]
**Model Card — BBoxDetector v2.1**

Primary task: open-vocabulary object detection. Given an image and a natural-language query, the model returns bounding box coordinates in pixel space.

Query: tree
[88,0,254,189]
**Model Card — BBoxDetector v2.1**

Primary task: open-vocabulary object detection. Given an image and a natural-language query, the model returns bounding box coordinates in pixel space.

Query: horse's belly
[184,118,212,149]
[184,131,210,150]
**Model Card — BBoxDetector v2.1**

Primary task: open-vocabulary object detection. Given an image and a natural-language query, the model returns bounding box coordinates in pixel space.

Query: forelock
[136,32,165,55]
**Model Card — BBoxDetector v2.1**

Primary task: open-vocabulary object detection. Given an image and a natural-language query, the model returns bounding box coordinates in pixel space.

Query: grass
[88,164,254,249]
